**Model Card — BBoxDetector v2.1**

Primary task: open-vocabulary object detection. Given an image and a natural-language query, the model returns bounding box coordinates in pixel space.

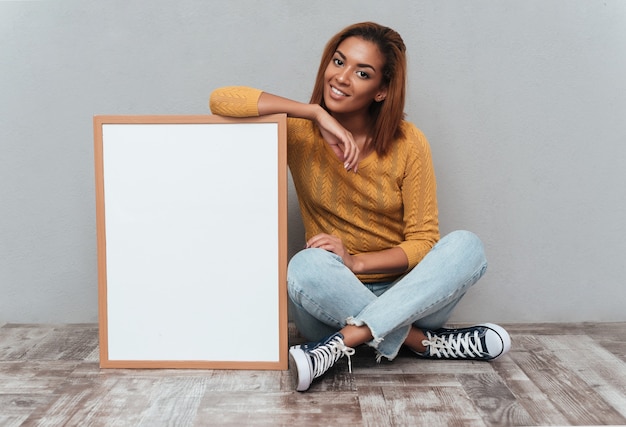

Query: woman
[210,22,510,392]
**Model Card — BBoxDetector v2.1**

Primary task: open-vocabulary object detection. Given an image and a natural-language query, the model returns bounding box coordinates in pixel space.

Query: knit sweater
[210,86,439,282]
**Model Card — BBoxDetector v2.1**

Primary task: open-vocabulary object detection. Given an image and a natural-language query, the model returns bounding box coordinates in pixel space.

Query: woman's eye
[357,71,369,79]
[333,58,343,66]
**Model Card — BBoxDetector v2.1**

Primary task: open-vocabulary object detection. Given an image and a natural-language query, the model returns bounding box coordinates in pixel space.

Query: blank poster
[94,115,287,369]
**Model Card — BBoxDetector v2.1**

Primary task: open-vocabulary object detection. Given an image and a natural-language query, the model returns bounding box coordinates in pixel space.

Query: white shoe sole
[288,347,313,391]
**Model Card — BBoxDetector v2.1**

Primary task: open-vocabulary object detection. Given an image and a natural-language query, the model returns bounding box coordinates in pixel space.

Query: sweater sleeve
[396,125,440,269]
[209,86,263,117]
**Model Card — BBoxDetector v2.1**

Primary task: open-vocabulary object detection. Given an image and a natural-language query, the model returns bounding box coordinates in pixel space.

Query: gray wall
[2,0,625,324]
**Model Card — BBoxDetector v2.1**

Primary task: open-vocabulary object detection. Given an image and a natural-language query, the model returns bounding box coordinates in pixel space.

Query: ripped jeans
[287,230,488,361]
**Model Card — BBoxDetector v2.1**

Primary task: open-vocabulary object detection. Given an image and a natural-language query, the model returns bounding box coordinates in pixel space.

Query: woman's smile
[330,85,348,97]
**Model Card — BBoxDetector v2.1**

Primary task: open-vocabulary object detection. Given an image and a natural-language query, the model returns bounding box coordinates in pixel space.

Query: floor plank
[510,334,626,426]
[457,372,535,426]
[540,334,626,419]
[384,385,486,427]
[194,391,363,426]
[490,355,571,425]
[2,323,626,426]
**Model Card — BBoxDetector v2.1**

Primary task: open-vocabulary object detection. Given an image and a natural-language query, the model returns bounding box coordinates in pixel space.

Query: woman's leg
[347,230,488,360]
[287,247,382,391]
[288,298,338,343]
[287,247,379,339]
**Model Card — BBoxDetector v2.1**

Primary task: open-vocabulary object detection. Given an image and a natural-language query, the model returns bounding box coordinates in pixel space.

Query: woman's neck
[332,111,373,152]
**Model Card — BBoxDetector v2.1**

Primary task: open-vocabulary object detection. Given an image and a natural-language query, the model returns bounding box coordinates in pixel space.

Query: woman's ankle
[404,327,427,353]
[340,324,373,347]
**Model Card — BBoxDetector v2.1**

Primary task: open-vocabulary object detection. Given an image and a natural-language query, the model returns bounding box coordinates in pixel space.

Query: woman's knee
[289,248,331,277]
[443,230,486,259]
[287,248,340,292]
[444,229,482,248]
[437,230,488,277]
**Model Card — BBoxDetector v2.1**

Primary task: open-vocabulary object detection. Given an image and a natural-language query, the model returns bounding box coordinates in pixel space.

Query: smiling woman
[209,21,510,392]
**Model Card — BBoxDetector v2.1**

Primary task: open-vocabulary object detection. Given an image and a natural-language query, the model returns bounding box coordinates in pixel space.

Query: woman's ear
[375,87,388,102]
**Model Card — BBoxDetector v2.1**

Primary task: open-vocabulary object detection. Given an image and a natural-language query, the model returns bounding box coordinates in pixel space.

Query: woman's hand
[306,233,357,271]
[256,92,359,172]
[313,110,360,172]
[307,233,409,275]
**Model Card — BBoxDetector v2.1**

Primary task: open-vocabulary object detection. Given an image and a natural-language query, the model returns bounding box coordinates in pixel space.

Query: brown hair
[310,22,407,156]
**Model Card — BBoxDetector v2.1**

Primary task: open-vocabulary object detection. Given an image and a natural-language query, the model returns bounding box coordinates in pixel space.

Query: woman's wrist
[310,103,327,123]
[348,255,365,274]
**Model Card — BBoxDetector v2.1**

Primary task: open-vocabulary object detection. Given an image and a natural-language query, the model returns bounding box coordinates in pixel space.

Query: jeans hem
[346,316,410,362]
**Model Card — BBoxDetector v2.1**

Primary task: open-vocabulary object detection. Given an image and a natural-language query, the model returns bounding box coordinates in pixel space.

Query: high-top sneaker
[288,332,355,391]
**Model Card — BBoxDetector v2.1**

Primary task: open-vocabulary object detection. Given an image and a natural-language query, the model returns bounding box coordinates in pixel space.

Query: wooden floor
[1,323,626,426]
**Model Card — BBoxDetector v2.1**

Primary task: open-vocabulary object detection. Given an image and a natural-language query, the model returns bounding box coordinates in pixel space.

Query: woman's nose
[336,67,351,85]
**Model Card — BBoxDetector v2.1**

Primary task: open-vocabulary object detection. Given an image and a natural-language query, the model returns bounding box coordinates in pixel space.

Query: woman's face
[323,36,388,117]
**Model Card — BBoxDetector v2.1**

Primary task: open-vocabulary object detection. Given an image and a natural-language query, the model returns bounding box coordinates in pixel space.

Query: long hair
[310,22,407,156]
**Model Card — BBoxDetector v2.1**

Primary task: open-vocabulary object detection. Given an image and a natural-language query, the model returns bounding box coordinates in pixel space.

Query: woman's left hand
[306,233,356,271]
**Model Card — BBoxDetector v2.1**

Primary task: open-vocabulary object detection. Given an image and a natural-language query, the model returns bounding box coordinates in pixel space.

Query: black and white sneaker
[288,332,355,391]
[415,323,511,361]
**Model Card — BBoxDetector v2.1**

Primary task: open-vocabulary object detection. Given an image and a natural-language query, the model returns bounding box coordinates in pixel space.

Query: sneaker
[415,323,511,361]
[288,332,355,391]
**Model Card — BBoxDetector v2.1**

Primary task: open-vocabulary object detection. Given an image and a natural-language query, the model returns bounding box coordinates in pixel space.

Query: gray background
[1,0,625,324]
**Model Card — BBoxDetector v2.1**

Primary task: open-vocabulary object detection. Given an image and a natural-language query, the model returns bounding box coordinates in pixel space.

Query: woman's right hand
[313,109,360,172]
[256,91,360,172]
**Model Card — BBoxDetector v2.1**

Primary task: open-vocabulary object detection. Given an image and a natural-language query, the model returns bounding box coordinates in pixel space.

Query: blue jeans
[287,230,488,360]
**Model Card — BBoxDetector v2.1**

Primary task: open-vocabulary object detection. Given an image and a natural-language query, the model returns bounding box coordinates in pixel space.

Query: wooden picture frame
[94,114,288,369]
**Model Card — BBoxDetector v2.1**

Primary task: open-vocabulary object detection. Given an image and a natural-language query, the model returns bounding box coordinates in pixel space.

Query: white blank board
[94,115,288,369]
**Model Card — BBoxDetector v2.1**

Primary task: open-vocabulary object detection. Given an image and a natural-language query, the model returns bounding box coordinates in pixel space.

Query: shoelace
[422,329,485,359]
[309,336,355,378]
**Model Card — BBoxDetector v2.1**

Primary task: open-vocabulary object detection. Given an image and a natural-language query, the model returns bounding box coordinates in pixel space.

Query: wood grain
[1,323,626,426]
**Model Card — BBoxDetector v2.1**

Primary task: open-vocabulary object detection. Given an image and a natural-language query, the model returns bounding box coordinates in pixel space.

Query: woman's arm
[306,233,409,275]
[257,92,321,120]
[396,126,440,269]
[210,87,360,171]
[350,247,409,274]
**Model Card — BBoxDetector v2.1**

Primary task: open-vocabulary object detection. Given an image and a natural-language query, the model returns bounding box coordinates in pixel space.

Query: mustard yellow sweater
[210,86,439,282]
